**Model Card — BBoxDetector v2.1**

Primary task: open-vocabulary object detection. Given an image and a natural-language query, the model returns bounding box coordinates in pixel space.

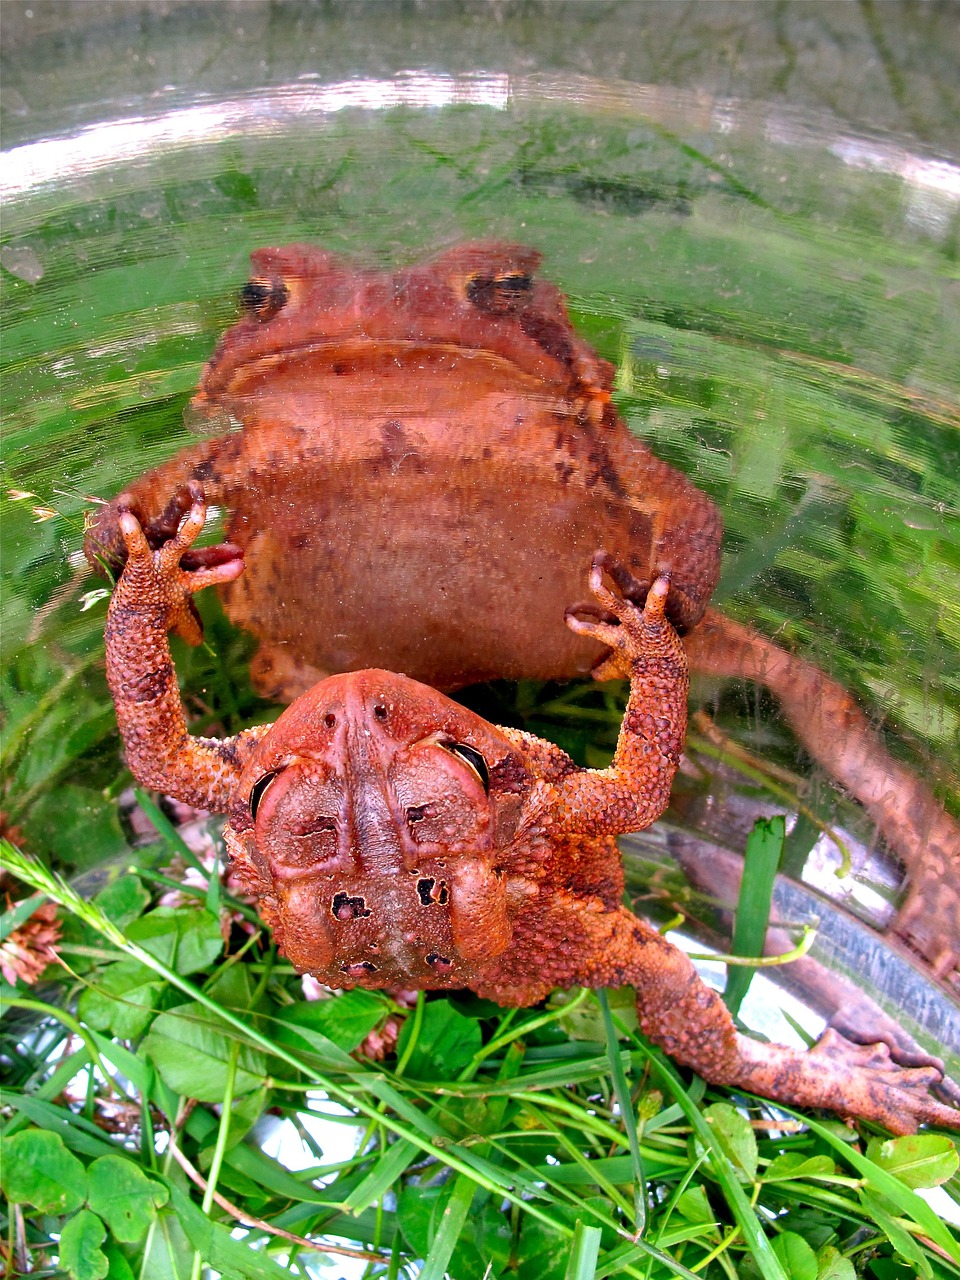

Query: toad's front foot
[566,553,686,682]
[105,484,256,809]
[113,480,244,645]
[552,556,688,834]
[86,481,242,578]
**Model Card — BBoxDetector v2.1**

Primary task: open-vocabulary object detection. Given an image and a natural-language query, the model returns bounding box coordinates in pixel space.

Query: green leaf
[274,988,387,1053]
[138,1205,194,1280]
[816,1244,856,1280]
[3,1095,119,1160]
[59,1209,109,1280]
[89,1028,156,1099]
[78,959,164,1039]
[142,1002,267,1101]
[0,891,46,941]
[103,1243,137,1280]
[510,1205,581,1280]
[771,1231,818,1280]
[763,1153,838,1183]
[724,816,785,1016]
[802,1113,958,1260]
[204,958,254,1010]
[93,876,151,928]
[221,1085,272,1150]
[642,1051,786,1280]
[598,989,645,1232]
[699,1102,758,1183]
[860,1191,933,1279]
[212,1128,334,1204]
[0,1127,88,1213]
[86,1154,169,1242]
[126,906,224,975]
[395,998,482,1079]
[865,1133,959,1189]
[419,1176,478,1280]
[164,1181,292,1278]
[553,984,637,1041]
[24,784,130,872]
[674,1185,715,1224]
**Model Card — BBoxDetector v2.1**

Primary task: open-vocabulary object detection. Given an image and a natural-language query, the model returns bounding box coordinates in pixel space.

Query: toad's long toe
[729,1029,960,1133]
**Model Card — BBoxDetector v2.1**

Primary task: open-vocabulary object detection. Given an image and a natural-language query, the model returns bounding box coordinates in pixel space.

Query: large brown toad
[104,488,959,1134]
[84,242,960,973]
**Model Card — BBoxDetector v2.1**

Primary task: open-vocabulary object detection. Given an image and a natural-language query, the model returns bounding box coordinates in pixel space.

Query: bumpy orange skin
[103,495,960,1134]
[85,241,959,972]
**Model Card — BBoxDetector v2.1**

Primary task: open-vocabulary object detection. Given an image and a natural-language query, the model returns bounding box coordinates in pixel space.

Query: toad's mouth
[202,337,542,392]
[194,331,608,409]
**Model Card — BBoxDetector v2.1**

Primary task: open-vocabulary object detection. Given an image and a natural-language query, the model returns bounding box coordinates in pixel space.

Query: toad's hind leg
[566,903,959,1134]
[684,609,960,978]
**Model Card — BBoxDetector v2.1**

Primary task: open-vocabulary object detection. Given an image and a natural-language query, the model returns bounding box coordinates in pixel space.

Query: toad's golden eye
[465,271,532,314]
[240,276,289,321]
[249,769,281,819]
[439,740,490,793]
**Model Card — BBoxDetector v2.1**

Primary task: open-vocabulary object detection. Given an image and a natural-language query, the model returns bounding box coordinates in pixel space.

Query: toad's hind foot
[593,909,959,1133]
[726,1028,960,1133]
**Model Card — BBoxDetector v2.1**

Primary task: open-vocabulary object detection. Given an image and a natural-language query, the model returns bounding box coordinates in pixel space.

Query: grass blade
[724,816,784,1017]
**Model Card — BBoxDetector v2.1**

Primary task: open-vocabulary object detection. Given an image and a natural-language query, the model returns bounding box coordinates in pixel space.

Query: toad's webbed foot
[727,1028,960,1133]
[115,481,243,645]
[518,897,960,1132]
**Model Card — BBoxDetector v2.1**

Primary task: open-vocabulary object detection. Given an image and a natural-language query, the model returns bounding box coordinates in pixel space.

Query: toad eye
[495,271,532,293]
[465,271,532,314]
[249,769,281,819]
[439,741,489,793]
[240,276,289,321]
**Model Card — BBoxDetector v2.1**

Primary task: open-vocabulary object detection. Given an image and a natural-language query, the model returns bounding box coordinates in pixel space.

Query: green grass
[2,841,959,1280]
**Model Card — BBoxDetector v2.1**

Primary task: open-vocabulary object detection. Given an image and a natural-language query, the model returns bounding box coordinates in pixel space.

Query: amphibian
[84,241,960,974]
[102,487,960,1133]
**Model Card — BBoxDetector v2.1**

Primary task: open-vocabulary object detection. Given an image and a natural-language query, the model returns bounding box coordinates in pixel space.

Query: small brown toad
[84,242,960,973]
[102,486,959,1134]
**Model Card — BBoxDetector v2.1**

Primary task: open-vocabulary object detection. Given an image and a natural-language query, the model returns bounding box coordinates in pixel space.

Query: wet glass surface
[2,3,958,1058]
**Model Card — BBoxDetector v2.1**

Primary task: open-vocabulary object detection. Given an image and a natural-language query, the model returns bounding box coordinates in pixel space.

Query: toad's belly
[218,450,718,691]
